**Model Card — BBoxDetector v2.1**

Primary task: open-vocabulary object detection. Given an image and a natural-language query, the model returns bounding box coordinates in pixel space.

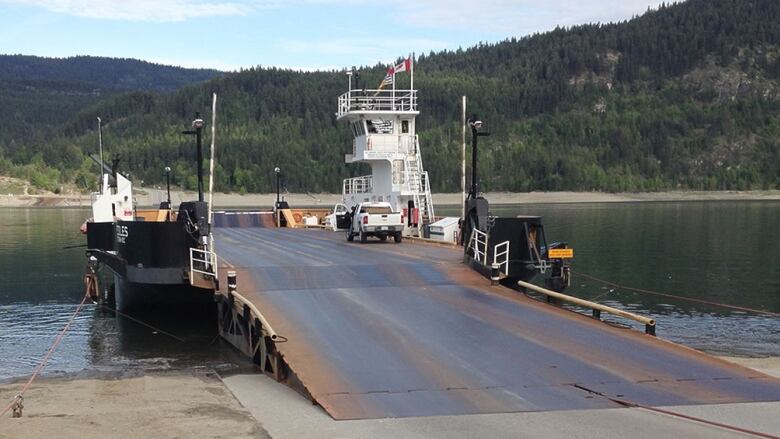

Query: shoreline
[1,189,779,209]
[1,356,777,438]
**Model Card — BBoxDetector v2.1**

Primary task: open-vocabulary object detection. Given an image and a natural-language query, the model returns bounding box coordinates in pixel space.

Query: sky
[0,0,667,71]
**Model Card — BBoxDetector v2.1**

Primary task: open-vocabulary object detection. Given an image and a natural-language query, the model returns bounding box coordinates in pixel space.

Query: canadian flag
[393,57,411,74]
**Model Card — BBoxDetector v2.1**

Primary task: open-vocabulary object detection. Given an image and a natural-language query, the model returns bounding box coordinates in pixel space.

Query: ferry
[82,116,218,311]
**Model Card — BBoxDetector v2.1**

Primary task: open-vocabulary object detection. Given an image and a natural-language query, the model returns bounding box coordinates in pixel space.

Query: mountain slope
[0,55,221,91]
[3,0,780,193]
[0,55,223,157]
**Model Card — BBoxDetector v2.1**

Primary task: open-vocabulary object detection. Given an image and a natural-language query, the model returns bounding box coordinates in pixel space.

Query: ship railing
[337,89,417,117]
[190,247,218,282]
[343,175,373,195]
[493,241,510,275]
[516,280,657,335]
[468,229,488,265]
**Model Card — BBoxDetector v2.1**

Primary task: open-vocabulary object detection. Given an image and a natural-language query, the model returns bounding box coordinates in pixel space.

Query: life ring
[292,212,303,223]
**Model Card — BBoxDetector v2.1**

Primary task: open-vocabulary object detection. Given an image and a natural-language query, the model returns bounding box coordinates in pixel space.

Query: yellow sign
[548,248,574,259]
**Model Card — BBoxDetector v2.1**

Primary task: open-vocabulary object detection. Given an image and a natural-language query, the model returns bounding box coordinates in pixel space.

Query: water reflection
[0,208,249,381]
[439,201,780,356]
[1,203,778,381]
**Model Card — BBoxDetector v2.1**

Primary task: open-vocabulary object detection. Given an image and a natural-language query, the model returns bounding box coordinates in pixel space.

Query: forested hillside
[2,0,779,193]
[0,56,222,185]
[0,55,221,91]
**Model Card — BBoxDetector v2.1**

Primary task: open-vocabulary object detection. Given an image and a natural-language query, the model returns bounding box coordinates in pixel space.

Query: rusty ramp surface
[214,227,780,420]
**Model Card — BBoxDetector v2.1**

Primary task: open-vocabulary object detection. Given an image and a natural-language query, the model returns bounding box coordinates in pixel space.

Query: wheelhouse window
[368,119,393,134]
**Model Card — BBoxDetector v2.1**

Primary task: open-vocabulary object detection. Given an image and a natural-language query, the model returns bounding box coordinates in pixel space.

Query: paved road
[214,227,780,420]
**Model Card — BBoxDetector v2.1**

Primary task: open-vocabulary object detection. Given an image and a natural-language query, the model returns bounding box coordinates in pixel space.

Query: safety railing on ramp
[189,247,217,289]
[468,229,488,265]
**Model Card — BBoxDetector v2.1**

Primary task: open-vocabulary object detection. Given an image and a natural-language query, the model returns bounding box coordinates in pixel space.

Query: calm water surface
[440,201,780,356]
[0,202,778,381]
[0,208,246,381]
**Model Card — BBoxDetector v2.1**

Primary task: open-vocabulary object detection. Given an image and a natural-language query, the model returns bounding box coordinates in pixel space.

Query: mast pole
[410,52,414,91]
[208,93,217,227]
[195,113,204,202]
[461,96,466,222]
[97,116,103,192]
[392,60,396,110]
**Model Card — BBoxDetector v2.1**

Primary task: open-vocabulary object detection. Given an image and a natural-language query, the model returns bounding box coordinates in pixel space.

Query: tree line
[1,0,779,193]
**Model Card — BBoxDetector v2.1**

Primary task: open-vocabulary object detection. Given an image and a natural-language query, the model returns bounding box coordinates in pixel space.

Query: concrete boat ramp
[212,220,780,436]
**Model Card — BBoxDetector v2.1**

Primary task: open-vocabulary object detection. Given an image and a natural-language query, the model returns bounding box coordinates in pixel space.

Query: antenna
[97,116,103,192]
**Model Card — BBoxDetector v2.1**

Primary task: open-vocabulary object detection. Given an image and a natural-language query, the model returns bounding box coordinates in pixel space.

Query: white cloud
[257,0,666,34]
[277,38,450,66]
[1,0,249,22]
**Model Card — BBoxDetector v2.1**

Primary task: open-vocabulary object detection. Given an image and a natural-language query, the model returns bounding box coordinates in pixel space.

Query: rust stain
[212,226,780,419]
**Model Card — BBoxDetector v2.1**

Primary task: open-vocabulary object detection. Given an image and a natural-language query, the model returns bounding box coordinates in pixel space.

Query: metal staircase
[404,135,435,231]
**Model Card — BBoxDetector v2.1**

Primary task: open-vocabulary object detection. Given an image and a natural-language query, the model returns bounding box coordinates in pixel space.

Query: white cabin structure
[337,73,435,236]
[91,171,134,223]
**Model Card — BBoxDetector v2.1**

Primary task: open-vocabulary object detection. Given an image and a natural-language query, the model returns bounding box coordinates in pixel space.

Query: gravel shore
[1,189,779,208]
[0,356,777,438]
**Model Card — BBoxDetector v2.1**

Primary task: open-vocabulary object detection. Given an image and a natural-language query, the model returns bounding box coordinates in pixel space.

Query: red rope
[0,292,90,419]
[574,271,780,317]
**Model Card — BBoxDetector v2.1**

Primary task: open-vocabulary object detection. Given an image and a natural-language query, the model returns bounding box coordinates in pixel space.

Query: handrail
[516,280,657,335]
[337,89,417,117]
[494,241,510,275]
[190,247,217,282]
[225,289,278,340]
[343,175,373,195]
[469,229,488,265]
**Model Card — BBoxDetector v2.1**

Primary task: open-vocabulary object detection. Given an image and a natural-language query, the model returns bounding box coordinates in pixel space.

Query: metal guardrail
[226,288,278,341]
[337,89,417,117]
[494,241,510,275]
[516,280,657,335]
[344,175,372,195]
[469,229,488,265]
[190,247,217,283]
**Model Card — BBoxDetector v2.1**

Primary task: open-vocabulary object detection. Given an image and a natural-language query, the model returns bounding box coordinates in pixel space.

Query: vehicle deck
[214,225,780,420]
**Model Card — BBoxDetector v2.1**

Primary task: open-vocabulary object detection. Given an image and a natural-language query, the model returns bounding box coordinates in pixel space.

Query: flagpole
[410,52,414,92]
[392,62,396,111]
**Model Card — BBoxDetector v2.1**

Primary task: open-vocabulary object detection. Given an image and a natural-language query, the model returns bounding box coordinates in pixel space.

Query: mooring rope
[573,271,780,318]
[0,292,90,419]
[98,305,186,343]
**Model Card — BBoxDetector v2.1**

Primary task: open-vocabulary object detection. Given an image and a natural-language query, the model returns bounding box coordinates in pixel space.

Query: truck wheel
[347,230,354,242]
[360,230,367,243]
[394,233,402,243]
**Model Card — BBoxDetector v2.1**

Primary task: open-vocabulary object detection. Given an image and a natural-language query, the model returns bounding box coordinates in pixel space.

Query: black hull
[113,275,213,312]
[86,218,209,311]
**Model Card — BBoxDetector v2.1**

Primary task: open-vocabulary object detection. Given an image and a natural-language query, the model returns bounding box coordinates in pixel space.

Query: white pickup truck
[346,202,403,243]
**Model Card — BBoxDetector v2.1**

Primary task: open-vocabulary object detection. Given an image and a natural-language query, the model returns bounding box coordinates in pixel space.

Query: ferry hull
[86,219,208,311]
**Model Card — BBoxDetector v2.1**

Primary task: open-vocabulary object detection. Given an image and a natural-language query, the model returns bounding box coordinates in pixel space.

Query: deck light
[182,113,205,202]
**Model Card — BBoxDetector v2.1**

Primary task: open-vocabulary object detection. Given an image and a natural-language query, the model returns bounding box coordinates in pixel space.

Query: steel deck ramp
[214,227,780,420]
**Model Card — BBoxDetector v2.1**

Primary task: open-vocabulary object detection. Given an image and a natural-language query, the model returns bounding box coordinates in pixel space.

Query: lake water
[0,207,247,382]
[0,202,778,381]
